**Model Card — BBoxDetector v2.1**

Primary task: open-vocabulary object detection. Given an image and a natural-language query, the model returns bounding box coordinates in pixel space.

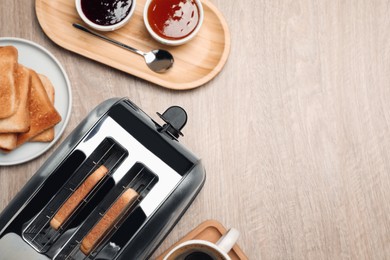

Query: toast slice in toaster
[50,165,109,230]
[31,74,55,142]
[0,46,18,119]
[80,188,139,255]
[0,65,31,133]
[16,70,62,147]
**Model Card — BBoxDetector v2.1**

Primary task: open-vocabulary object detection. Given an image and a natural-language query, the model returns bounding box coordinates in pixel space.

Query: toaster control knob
[157,106,187,139]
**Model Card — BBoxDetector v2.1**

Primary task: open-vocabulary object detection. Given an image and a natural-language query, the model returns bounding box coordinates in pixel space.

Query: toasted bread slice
[0,133,17,151]
[80,188,139,255]
[0,46,18,118]
[50,165,109,230]
[16,70,61,147]
[0,65,31,133]
[31,74,55,142]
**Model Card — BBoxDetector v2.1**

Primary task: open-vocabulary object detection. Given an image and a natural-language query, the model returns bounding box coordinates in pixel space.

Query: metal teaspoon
[73,23,174,73]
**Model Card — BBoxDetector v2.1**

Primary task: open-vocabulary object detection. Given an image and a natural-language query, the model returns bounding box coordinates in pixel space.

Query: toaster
[0,98,206,260]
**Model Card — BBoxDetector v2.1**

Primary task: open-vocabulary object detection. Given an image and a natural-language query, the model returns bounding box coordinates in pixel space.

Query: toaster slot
[84,171,157,259]
[22,138,128,253]
[53,163,158,260]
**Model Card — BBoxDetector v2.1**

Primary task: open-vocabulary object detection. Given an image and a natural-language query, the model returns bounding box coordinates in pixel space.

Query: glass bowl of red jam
[75,0,136,31]
[143,0,204,46]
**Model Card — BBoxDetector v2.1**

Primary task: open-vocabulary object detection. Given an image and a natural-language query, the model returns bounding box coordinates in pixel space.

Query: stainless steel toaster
[0,98,206,260]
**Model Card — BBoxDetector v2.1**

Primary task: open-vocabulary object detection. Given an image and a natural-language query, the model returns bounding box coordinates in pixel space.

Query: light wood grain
[1,0,390,259]
[35,0,230,90]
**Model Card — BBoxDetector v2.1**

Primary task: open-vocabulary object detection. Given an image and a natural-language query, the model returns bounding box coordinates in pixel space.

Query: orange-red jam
[147,0,200,40]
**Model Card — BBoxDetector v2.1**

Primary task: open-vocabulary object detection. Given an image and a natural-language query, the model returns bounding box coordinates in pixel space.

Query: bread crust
[50,165,109,230]
[31,74,55,142]
[0,46,18,118]
[80,188,139,255]
[0,133,17,151]
[0,65,31,133]
[16,70,61,147]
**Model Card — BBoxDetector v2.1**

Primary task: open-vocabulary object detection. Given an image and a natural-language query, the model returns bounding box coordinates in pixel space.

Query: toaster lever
[157,106,187,139]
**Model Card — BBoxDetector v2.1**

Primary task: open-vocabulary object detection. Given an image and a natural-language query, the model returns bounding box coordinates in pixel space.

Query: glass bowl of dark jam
[143,0,204,46]
[76,0,136,31]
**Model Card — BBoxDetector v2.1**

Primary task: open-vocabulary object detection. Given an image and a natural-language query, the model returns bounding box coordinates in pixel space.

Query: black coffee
[184,252,214,260]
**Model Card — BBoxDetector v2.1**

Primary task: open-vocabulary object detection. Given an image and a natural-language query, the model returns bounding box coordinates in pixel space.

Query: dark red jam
[147,0,200,40]
[81,0,133,26]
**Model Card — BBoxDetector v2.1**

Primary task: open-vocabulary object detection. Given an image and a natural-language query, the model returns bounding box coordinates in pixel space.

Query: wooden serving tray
[156,220,248,260]
[35,0,230,90]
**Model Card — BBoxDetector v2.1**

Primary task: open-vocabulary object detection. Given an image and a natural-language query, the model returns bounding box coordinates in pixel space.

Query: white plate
[0,37,72,166]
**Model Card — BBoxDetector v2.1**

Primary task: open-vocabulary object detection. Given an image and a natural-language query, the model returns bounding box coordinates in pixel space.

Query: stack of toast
[0,46,62,152]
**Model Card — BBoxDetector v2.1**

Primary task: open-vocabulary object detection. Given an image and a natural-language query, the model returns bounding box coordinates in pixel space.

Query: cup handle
[216,228,240,254]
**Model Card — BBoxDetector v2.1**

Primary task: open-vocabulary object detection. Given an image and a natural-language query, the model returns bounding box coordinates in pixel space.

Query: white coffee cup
[163,228,240,260]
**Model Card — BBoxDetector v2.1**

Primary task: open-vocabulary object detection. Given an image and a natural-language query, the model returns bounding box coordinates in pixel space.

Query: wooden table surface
[1,0,390,259]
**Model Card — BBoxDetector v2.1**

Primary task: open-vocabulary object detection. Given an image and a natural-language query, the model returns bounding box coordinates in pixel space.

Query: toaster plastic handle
[157,106,187,139]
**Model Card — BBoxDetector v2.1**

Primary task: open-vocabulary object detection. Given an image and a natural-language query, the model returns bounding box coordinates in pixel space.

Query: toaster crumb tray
[156,220,248,260]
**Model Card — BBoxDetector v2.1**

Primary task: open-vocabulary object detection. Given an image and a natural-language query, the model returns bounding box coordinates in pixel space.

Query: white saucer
[0,37,72,166]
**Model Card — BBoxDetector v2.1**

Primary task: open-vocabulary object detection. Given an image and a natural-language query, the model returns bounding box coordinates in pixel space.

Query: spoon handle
[73,23,145,56]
